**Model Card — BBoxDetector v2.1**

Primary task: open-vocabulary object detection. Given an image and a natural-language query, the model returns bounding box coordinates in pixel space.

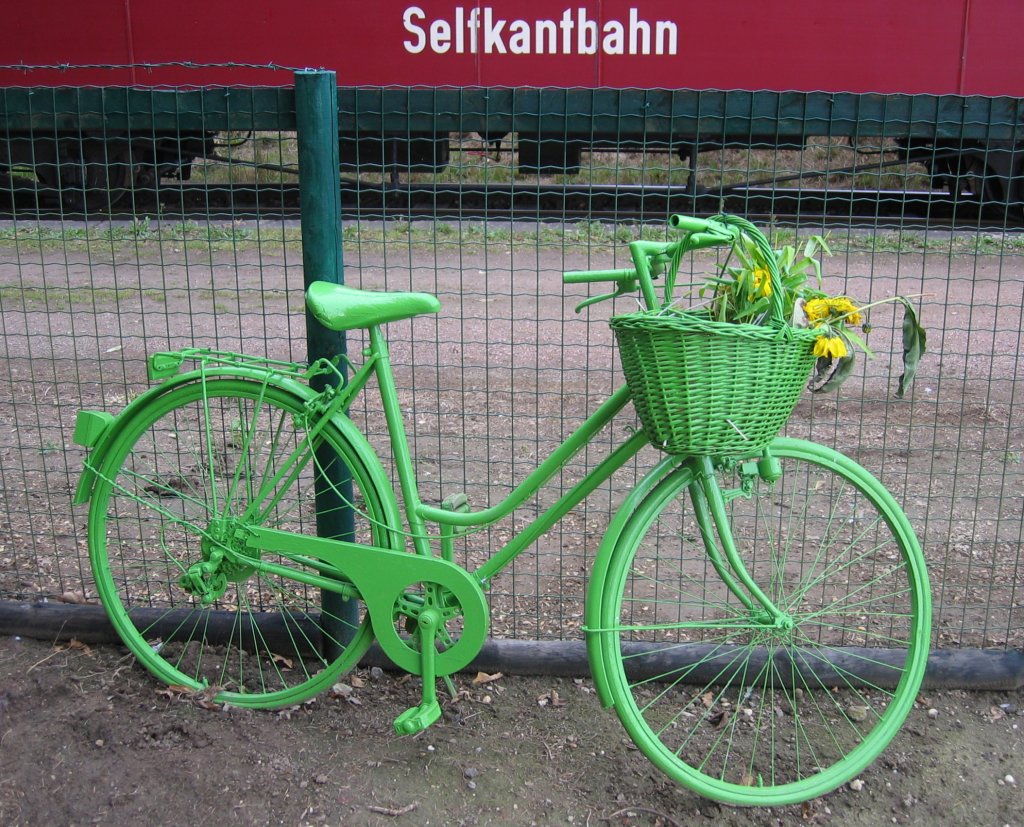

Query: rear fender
[73,364,338,506]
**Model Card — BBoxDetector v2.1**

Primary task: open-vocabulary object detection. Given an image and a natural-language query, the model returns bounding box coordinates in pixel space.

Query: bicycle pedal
[393,699,442,735]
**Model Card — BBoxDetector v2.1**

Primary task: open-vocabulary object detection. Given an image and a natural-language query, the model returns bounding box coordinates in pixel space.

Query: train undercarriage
[1,131,1021,216]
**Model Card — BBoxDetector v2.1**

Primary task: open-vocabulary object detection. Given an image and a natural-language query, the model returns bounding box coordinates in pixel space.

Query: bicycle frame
[73,212,791,690]
[330,324,655,585]
[73,214,793,729]
[150,321,661,733]
[216,315,802,734]
[321,322,783,618]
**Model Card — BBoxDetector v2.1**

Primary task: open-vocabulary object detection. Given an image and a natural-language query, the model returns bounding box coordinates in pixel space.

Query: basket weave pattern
[612,312,819,456]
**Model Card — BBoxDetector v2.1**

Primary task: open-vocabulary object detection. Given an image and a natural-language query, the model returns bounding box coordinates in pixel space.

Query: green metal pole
[294,69,355,656]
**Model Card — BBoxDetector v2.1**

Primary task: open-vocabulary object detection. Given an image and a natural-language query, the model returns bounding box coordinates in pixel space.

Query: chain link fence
[0,69,1021,656]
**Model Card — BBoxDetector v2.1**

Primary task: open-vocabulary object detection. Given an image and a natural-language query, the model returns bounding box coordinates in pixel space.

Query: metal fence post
[294,69,355,656]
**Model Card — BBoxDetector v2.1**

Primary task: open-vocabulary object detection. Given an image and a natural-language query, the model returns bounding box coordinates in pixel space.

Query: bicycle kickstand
[393,607,444,735]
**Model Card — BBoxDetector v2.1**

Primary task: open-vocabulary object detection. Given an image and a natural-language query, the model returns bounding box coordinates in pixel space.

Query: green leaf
[896,300,927,398]
[840,325,875,358]
[777,246,795,271]
[735,298,771,320]
[734,240,756,269]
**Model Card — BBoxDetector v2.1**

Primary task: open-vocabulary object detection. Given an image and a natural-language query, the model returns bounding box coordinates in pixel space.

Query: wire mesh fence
[0,71,1021,653]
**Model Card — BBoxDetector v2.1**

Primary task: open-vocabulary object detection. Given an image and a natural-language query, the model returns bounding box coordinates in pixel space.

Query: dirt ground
[0,634,1021,827]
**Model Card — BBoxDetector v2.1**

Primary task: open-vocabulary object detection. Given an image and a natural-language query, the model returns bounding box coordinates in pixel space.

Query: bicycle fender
[584,455,686,710]
[72,366,374,507]
[73,372,205,505]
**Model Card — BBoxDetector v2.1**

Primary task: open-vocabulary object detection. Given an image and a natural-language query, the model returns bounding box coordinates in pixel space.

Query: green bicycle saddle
[306,281,441,331]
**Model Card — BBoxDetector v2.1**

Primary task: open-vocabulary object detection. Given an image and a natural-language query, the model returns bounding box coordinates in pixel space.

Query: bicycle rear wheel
[592,438,930,805]
[86,377,401,707]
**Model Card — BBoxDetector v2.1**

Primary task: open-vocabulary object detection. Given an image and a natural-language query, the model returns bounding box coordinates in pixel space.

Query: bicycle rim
[87,378,400,707]
[597,438,931,805]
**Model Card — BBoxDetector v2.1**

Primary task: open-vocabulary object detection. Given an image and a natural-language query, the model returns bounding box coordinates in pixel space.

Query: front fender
[584,454,686,710]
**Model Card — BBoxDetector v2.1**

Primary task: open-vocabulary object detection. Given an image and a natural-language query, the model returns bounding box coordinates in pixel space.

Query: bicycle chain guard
[240,526,490,678]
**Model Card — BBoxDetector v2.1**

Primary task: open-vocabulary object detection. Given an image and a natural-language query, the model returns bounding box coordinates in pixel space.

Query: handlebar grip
[667,214,740,250]
[667,214,715,233]
[563,268,638,284]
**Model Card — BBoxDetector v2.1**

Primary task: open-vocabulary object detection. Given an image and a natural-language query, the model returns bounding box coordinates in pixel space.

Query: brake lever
[574,278,638,313]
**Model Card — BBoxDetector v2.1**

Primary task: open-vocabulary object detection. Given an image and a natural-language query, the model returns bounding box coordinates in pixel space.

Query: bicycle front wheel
[593,438,930,805]
[86,377,401,707]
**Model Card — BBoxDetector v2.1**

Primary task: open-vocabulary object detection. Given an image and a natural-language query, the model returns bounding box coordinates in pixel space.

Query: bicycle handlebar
[563,267,639,284]
[563,214,742,311]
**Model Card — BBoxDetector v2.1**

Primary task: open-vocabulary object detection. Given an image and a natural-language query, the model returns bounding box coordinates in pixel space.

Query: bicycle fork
[688,453,793,631]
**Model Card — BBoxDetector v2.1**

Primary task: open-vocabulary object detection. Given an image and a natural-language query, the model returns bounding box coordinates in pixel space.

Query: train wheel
[37,137,134,212]
[945,153,1001,206]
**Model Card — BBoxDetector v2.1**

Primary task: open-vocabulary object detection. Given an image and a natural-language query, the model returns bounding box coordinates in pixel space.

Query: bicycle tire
[86,377,402,707]
[591,438,931,805]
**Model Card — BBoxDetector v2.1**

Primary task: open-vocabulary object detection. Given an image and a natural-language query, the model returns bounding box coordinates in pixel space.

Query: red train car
[2,1,1023,209]
[6,0,1023,94]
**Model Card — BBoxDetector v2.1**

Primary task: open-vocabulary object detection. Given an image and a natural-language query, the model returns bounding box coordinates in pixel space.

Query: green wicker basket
[611,311,819,455]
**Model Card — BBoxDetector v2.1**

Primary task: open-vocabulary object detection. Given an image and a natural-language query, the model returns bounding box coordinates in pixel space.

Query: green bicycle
[73,214,930,806]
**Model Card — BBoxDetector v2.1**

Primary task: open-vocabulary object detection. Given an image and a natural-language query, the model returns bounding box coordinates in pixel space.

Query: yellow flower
[804,296,863,327]
[751,267,773,297]
[813,335,848,359]
[804,298,830,324]
[827,297,863,326]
